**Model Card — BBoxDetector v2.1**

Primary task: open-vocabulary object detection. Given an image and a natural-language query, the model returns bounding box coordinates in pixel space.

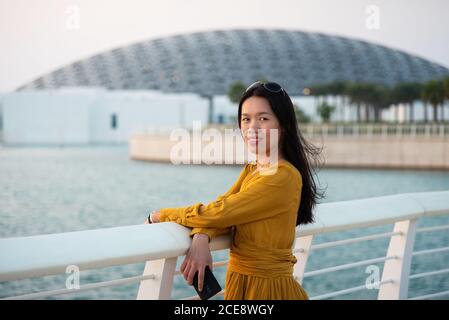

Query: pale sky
[0,0,448,92]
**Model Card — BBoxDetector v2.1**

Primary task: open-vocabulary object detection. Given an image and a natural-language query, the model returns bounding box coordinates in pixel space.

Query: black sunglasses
[245,81,286,96]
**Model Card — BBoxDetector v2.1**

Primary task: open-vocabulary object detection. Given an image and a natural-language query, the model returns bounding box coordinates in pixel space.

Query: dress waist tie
[228,242,297,278]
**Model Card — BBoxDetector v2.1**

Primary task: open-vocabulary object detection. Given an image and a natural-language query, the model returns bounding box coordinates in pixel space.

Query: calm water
[0,146,448,299]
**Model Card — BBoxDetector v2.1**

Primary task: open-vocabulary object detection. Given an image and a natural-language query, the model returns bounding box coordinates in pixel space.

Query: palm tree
[371,85,392,122]
[390,85,403,123]
[294,104,311,123]
[347,83,382,122]
[443,77,449,122]
[316,102,336,123]
[391,82,422,123]
[309,84,327,107]
[422,80,445,122]
[346,83,364,122]
[356,84,390,123]
[421,89,429,123]
[326,81,348,122]
[227,81,247,104]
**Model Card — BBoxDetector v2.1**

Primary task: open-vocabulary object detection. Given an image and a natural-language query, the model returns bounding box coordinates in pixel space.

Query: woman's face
[240,96,283,157]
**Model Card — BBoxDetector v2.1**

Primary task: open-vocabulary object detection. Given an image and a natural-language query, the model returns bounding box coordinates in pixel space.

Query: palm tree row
[309,76,449,123]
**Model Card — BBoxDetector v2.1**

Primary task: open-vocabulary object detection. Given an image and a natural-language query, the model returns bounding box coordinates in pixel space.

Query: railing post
[307,124,313,138]
[337,124,343,138]
[368,124,373,138]
[425,125,430,138]
[381,124,386,139]
[397,124,402,138]
[378,219,417,300]
[137,257,178,300]
[293,235,314,285]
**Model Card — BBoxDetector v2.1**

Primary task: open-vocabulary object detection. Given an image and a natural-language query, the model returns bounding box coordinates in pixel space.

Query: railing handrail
[300,190,449,236]
[1,190,448,284]
[0,223,231,283]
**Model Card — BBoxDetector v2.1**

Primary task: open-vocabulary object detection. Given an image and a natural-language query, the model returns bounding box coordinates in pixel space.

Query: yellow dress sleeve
[188,165,249,241]
[159,166,301,229]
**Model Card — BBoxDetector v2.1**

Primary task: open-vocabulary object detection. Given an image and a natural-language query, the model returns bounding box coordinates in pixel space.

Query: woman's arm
[155,167,301,228]
[187,165,249,240]
[188,194,236,241]
[189,227,231,242]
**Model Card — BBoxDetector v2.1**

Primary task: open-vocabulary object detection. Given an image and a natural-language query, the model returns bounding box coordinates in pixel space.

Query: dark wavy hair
[238,82,324,226]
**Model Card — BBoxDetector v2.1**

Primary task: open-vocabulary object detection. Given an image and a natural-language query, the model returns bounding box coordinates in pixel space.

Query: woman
[146,81,322,299]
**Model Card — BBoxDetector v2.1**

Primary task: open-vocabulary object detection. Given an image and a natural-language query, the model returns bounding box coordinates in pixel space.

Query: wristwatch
[148,211,155,224]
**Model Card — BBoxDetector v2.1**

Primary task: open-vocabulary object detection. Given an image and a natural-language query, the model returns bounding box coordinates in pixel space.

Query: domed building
[17,29,449,95]
[4,29,449,145]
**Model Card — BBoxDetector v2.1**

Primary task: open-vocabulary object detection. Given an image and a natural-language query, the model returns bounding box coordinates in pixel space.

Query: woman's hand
[151,211,161,223]
[143,211,161,224]
[181,233,213,292]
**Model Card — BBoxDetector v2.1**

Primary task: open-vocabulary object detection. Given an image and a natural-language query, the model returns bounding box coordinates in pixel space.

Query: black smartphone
[192,266,222,300]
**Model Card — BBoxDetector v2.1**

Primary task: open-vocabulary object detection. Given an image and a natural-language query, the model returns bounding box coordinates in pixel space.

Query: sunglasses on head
[245,81,286,96]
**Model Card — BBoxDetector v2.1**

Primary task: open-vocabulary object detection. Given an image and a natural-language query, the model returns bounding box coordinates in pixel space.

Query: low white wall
[130,134,449,170]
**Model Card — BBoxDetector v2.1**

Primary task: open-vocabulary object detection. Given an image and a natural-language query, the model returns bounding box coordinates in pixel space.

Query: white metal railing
[300,123,449,139]
[201,123,449,138]
[0,190,448,300]
[144,123,449,139]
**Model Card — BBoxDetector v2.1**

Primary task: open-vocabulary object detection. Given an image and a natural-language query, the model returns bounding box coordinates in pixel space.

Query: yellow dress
[159,159,309,300]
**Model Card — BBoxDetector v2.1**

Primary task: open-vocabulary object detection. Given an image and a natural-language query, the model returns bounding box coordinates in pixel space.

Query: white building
[0,87,321,145]
[1,88,214,145]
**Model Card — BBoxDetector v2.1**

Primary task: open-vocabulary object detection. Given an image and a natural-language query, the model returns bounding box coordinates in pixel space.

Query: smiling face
[240,96,283,159]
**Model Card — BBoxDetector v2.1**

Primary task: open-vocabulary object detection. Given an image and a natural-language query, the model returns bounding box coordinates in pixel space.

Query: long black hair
[238,82,325,226]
